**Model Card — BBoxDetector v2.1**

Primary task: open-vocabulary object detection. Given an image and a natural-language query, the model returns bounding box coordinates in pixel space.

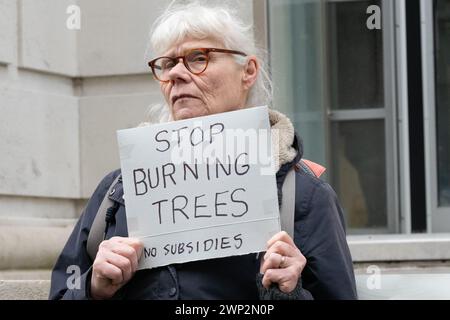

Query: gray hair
[145,0,273,123]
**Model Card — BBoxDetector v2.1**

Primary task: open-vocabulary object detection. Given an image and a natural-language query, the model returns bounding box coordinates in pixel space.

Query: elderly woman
[49,2,357,300]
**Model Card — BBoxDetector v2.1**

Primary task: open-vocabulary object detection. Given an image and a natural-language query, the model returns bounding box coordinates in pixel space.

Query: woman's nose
[167,58,190,82]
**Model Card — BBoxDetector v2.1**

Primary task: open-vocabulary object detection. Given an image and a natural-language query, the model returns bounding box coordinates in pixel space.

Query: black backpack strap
[86,174,122,262]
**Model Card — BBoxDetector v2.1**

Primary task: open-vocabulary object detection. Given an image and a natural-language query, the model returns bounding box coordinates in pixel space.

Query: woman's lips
[177,97,195,103]
[172,94,198,104]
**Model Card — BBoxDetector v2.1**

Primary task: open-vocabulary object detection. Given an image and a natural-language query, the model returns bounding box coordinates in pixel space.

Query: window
[423,0,450,232]
[268,0,397,233]
[435,0,450,207]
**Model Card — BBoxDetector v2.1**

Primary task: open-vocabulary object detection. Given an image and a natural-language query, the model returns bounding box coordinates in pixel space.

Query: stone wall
[0,0,254,299]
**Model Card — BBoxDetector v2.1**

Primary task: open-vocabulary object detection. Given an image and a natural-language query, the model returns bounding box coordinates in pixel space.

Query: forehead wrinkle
[163,37,223,57]
[164,45,195,57]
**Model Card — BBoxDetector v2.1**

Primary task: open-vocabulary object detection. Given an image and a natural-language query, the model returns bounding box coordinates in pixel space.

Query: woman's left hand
[260,231,307,293]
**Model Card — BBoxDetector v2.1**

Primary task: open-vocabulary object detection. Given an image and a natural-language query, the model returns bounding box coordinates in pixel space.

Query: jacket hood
[269,108,303,207]
[269,108,303,171]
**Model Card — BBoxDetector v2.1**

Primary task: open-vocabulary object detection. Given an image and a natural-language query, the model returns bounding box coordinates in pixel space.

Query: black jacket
[49,135,357,300]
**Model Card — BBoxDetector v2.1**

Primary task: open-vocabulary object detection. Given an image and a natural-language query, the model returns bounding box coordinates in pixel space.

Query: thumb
[133,242,144,260]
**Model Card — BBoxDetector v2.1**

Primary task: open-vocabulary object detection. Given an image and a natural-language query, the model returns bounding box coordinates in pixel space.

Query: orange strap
[301,159,326,178]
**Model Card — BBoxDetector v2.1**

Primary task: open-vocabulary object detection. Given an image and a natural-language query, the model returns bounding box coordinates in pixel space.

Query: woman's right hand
[90,236,143,300]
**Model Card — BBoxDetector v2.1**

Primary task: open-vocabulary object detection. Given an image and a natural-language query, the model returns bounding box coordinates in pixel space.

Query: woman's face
[160,38,257,120]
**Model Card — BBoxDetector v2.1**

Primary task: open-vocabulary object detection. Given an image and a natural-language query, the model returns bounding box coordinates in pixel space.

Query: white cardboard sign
[117,106,280,269]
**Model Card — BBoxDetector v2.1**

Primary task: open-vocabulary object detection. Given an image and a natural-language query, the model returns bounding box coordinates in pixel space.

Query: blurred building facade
[0,0,449,299]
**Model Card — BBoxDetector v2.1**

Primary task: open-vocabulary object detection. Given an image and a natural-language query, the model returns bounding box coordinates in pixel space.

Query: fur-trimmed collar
[269,109,298,172]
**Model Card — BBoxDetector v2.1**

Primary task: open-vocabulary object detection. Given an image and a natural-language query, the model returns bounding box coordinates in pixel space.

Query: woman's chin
[173,108,206,121]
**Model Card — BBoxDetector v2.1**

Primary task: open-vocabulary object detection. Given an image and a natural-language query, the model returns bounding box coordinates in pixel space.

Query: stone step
[0,224,73,269]
[0,269,51,280]
[0,270,51,300]
[0,280,50,300]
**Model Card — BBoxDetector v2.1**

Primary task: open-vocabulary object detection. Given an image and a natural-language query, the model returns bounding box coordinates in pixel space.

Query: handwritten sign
[117,106,280,269]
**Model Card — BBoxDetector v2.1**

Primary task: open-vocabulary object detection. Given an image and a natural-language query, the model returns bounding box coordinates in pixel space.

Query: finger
[106,237,144,260]
[261,254,297,274]
[262,267,299,293]
[103,251,133,283]
[260,252,283,274]
[266,231,295,248]
[117,237,144,259]
[111,244,139,272]
[264,240,298,260]
[94,261,124,285]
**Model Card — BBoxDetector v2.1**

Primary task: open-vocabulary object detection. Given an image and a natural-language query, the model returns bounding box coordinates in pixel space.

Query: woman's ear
[242,56,259,90]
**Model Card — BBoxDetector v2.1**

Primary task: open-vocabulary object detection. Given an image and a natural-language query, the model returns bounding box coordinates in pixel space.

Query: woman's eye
[189,53,207,62]
[162,60,176,69]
